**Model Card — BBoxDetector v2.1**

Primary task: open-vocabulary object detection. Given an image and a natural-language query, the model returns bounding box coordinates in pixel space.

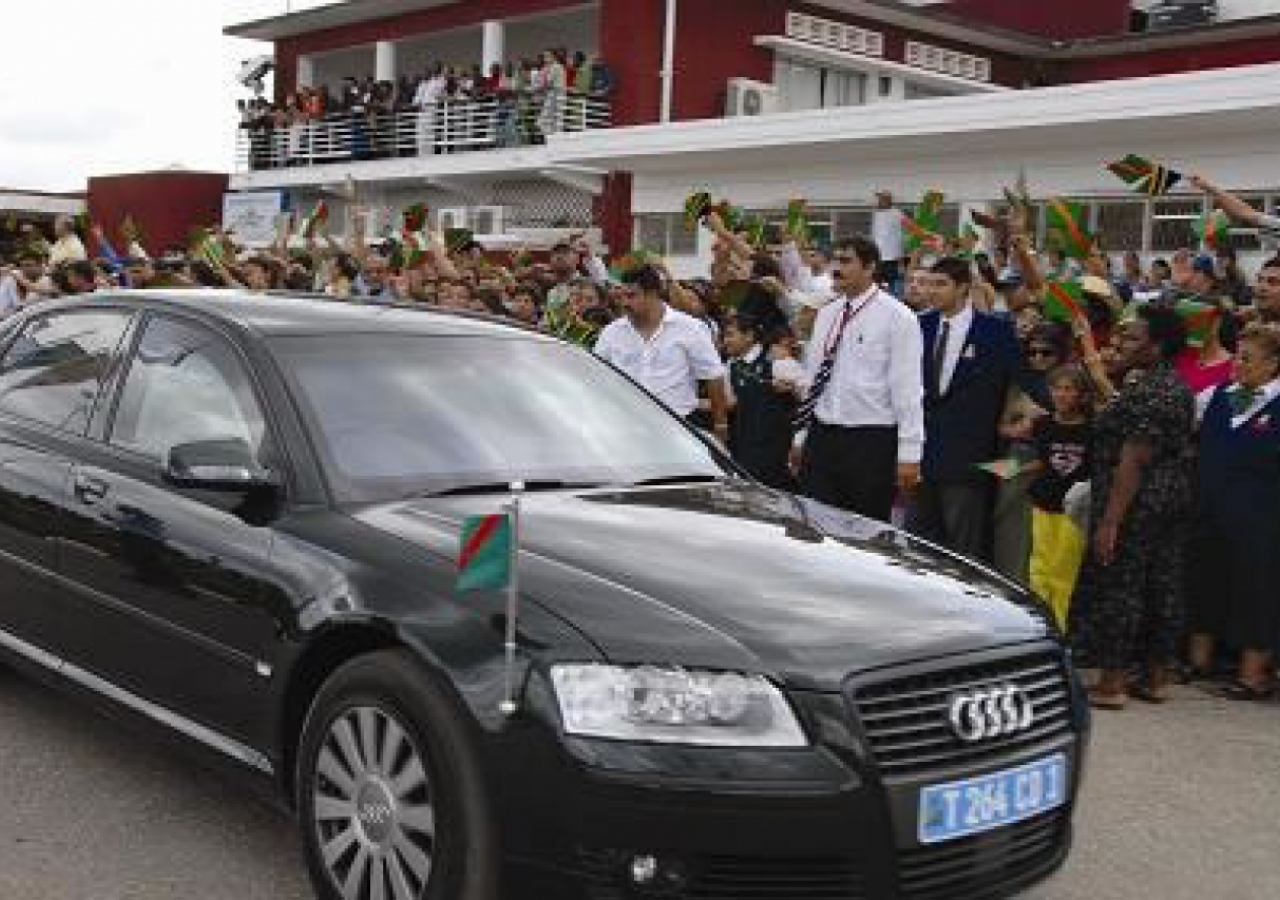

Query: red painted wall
[594,170,634,257]
[276,0,585,100]
[1064,35,1280,81]
[87,172,229,257]
[947,0,1131,40]
[599,0,666,126]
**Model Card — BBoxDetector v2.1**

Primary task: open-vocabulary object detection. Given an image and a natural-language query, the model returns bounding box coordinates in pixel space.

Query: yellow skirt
[1030,509,1086,631]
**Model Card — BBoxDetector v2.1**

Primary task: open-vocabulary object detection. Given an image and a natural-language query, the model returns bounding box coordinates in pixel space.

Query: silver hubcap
[312,706,436,900]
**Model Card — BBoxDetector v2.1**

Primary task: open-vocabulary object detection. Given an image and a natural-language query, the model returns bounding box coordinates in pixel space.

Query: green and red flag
[684,191,713,230]
[400,228,430,268]
[956,223,981,260]
[1175,299,1221,349]
[403,203,430,234]
[1045,199,1095,260]
[1194,209,1232,253]
[740,214,768,248]
[608,247,657,281]
[1043,279,1087,324]
[189,227,227,268]
[977,458,1028,481]
[457,513,512,592]
[785,198,811,246]
[903,190,945,253]
[1107,154,1182,197]
[299,201,329,239]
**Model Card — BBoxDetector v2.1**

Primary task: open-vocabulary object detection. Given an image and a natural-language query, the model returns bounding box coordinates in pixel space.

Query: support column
[296,54,316,90]
[481,21,505,73]
[375,40,397,83]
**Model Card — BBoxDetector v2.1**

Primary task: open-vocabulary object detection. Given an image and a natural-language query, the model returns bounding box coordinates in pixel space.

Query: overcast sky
[0,0,333,192]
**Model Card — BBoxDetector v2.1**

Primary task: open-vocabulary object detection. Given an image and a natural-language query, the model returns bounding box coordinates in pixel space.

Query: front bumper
[499,647,1088,900]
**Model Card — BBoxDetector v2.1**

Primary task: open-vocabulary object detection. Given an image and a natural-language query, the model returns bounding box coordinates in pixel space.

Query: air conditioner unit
[471,206,504,236]
[725,79,780,117]
[436,207,468,231]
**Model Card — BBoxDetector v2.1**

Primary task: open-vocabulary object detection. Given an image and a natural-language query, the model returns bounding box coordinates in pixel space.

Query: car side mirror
[163,438,281,493]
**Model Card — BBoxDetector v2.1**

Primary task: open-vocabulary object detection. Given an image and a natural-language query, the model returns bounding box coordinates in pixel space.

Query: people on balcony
[239,47,614,170]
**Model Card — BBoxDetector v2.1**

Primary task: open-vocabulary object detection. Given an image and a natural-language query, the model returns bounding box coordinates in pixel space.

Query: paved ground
[0,666,1277,899]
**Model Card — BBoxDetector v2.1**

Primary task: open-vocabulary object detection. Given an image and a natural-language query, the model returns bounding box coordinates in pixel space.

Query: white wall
[1215,0,1280,22]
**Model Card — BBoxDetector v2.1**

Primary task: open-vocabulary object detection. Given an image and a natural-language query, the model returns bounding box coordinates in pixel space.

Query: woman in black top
[1069,306,1195,709]
[723,315,801,490]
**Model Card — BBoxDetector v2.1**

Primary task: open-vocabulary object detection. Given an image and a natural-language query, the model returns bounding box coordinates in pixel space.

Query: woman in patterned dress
[1068,305,1195,710]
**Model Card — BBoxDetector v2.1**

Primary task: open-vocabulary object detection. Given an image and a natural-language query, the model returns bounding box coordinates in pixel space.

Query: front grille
[579,849,867,899]
[849,650,1073,778]
[897,809,1067,899]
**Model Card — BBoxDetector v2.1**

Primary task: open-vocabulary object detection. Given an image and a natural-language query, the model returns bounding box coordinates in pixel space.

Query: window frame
[98,310,291,491]
[0,305,137,438]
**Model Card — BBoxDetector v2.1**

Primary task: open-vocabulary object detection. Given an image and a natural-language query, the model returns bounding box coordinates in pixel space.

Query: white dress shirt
[871,208,905,263]
[801,285,926,463]
[594,305,727,417]
[725,345,805,405]
[1196,378,1280,428]
[934,302,975,395]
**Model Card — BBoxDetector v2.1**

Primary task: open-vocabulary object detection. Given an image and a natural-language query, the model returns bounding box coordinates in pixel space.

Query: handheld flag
[904,190,945,253]
[956,223,981,260]
[608,248,657,281]
[400,228,430,268]
[1107,154,1182,197]
[457,514,512,592]
[1045,199,1095,260]
[1175,299,1220,349]
[189,227,227,269]
[403,203,430,234]
[786,199,811,246]
[298,201,329,239]
[1194,209,1232,253]
[977,458,1027,481]
[1043,280,1087,324]
[684,191,713,229]
[445,227,475,253]
[740,214,767,248]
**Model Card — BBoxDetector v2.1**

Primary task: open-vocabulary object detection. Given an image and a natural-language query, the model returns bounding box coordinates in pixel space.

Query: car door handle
[73,474,109,504]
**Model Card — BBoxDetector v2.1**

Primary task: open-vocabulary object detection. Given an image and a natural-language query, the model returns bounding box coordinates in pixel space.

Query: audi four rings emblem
[948,684,1035,743]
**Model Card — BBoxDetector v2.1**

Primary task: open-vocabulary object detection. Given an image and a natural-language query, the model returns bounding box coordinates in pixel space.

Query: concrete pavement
[0,666,1276,899]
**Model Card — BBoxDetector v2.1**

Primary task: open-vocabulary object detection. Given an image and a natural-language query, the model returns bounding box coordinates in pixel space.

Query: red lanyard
[822,286,879,357]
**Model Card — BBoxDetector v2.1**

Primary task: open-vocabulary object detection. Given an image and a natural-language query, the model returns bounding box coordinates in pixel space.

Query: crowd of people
[3,168,1280,708]
[239,48,614,167]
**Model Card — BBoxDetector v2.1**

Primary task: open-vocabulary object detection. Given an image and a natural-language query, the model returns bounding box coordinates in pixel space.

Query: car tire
[296,649,499,900]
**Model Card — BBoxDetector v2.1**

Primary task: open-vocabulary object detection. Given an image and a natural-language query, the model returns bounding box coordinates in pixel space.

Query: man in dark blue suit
[909,257,1023,562]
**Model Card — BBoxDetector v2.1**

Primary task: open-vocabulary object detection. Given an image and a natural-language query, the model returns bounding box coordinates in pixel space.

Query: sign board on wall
[222,191,285,245]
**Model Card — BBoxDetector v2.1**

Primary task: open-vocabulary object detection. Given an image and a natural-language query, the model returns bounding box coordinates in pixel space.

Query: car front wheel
[296,650,498,900]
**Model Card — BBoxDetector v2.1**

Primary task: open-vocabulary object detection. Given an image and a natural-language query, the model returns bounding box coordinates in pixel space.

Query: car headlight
[550,664,808,748]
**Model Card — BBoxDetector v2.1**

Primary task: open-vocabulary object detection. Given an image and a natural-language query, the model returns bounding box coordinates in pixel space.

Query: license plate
[918,754,1067,844]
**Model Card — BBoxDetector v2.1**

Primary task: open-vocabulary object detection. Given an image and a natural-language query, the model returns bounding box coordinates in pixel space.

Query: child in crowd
[722,314,803,489]
[1027,365,1094,630]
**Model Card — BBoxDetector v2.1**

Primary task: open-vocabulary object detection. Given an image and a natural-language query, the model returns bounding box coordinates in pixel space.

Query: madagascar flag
[904,190,945,253]
[1107,154,1182,197]
[403,203,430,234]
[457,514,512,592]
[786,199,811,245]
[1175,299,1221,350]
[1043,279,1086,324]
[299,201,328,238]
[1194,209,1232,252]
[1045,199,1095,260]
[684,191,713,229]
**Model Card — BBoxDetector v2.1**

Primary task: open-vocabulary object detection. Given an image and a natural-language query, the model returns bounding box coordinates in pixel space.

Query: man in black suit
[909,257,1023,561]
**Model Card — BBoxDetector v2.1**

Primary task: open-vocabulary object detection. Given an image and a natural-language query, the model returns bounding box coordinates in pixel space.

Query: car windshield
[270,333,727,503]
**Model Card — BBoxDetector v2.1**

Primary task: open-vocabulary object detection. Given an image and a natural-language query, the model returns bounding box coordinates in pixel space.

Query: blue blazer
[919,308,1022,483]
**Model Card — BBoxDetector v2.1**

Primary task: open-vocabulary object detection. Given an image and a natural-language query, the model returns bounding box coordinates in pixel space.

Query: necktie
[931,320,951,397]
[793,300,855,431]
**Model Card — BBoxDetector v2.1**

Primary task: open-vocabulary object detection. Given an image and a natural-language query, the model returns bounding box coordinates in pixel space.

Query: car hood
[350,482,1053,691]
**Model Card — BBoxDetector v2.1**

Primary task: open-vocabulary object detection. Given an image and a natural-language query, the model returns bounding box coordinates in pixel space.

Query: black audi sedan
[0,290,1087,900]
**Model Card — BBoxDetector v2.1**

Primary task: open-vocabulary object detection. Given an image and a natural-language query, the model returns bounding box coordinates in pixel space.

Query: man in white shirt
[414,66,448,155]
[870,190,905,297]
[593,264,729,443]
[795,236,924,521]
[0,250,56,316]
[48,215,87,267]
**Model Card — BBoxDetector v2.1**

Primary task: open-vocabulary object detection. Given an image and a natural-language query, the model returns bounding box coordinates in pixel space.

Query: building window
[1150,198,1203,253]
[1095,201,1146,254]
[634,214,698,257]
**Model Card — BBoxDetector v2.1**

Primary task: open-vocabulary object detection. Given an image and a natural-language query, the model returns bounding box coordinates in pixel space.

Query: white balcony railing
[235,92,612,172]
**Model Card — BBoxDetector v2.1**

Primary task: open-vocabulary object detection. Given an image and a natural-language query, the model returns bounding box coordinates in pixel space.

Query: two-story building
[224,0,1280,272]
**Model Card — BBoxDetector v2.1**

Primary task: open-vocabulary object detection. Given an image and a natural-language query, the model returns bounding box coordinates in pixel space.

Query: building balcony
[235,91,611,176]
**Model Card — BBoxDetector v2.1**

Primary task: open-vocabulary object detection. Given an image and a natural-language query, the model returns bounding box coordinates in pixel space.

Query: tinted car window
[271,334,725,502]
[0,309,132,433]
[110,316,268,462]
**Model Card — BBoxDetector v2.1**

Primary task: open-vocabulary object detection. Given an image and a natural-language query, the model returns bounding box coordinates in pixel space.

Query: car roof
[63,289,551,340]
